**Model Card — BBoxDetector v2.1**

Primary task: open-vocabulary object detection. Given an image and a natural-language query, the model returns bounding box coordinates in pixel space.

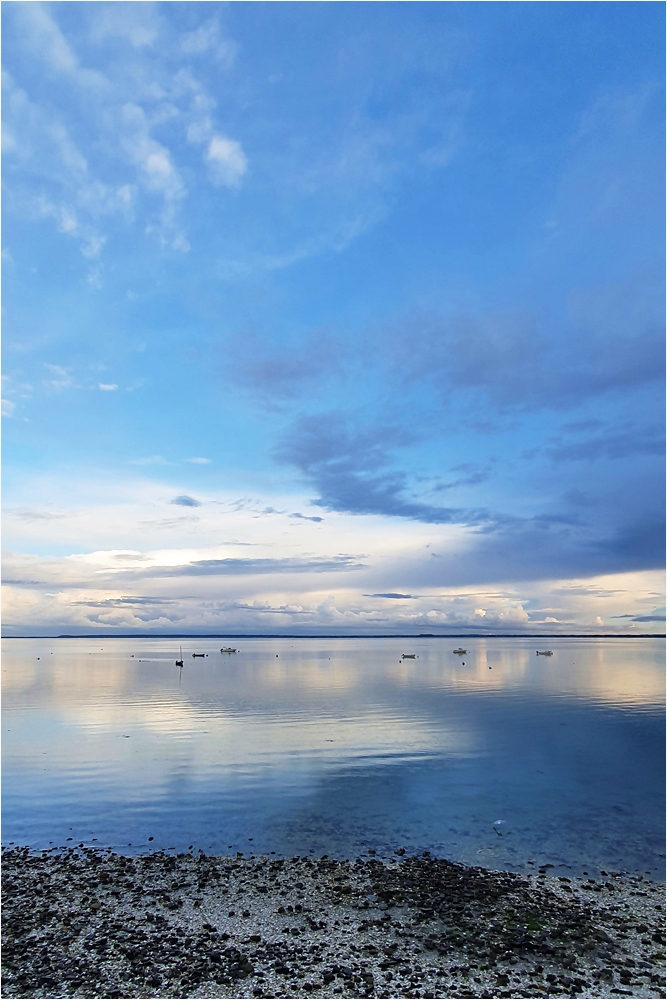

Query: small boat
[536,650,553,656]
[175,646,183,667]
[192,652,205,658]
[453,648,467,655]
[220,647,237,653]
[402,653,416,659]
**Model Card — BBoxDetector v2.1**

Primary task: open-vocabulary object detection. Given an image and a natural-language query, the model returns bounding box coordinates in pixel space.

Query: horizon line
[2,632,664,640]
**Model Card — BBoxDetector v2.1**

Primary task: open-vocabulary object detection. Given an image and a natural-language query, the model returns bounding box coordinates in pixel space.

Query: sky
[2,1,665,637]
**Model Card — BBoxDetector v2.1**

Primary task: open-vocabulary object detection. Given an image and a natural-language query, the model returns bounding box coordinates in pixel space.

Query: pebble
[1,846,664,998]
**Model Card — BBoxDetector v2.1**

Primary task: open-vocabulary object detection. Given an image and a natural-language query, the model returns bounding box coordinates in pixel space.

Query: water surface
[2,636,664,877]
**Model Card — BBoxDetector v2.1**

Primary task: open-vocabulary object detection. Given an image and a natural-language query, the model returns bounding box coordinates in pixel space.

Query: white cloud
[88,4,159,49]
[18,2,78,74]
[2,470,664,637]
[87,265,103,289]
[181,19,236,68]
[206,135,247,187]
[98,383,118,391]
[13,2,106,90]
[81,235,107,259]
[2,399,16,417]
[44,364,75,391]
[474,607,486,617]
[129,455,170,466]
[4,7,248,258]
[121,104,184,203]
[185,457,212,465]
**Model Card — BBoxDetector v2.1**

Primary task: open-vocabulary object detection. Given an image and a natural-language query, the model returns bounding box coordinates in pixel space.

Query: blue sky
[2,1,664,635]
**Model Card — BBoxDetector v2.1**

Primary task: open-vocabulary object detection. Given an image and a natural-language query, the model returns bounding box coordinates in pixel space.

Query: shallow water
[2,636,664,877]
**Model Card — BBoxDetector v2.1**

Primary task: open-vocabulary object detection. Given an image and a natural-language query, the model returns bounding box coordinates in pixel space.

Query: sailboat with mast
[175,646,184,666]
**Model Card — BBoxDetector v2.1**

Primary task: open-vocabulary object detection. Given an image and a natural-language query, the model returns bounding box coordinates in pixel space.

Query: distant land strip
[3,633,664,640]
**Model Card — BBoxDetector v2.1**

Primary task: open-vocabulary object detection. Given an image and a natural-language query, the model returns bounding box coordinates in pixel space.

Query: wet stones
[2,846,665,998]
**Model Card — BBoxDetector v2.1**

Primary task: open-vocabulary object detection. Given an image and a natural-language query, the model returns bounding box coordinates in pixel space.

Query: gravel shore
[2,846,665,999]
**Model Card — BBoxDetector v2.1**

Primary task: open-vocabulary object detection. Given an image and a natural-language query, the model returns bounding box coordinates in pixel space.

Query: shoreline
[2,847,665,999]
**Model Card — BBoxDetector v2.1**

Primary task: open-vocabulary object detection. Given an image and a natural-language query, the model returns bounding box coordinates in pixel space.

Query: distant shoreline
[2,633,664,640]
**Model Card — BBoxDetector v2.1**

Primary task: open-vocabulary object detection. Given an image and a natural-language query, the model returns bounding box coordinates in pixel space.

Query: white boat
[536,650,553,656]
[453,648,467,654]
[220,647,237,653]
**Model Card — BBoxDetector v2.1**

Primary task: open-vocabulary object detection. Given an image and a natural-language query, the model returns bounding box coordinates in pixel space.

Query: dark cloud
[612,612,666,622]
[139,555,364,577]
[432,465,491,492]
[225,328,343,404]
[590,515,665,567]
[547,426,665,463]
[276,412,492,526]
[170,495,202,507]
[364,593,416,599]
[275,410,664,584]
[396,511,666,588]
[290,512,324,522]
[70,596,177,608]
[386,293,664,413]
[561,489,598,507]
[6,508,70,521]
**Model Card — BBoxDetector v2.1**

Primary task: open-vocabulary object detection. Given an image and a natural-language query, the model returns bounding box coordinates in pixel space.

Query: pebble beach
[2,846,665,999]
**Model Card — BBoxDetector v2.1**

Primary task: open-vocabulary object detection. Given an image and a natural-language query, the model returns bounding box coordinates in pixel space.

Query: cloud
[16,2,80,75]
[547,426,665,462]
[3,6,238,256]
[289,512,324,523]
[612,611,666,622]
[120,103,185,205]
[364,593,416,600]
[276,412,491,526]
[2,399,15,417]
[70,596,176,609]
[181,19,237,67]
[205,135,247,187]
[170,495,202,508]
[227,329,343,403]
[403,512,666,588]
[44,364,75,391]
[432,465,492,492]
[98,383,118,391]
[129,455,170,466]
[88,4,159,49]
[185,457,212,465]
[5,507,71,522]
[387,303,664,414]
[127,555,365,578]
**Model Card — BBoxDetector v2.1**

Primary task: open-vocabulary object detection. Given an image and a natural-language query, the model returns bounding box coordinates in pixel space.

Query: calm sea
[2,636,664,878]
